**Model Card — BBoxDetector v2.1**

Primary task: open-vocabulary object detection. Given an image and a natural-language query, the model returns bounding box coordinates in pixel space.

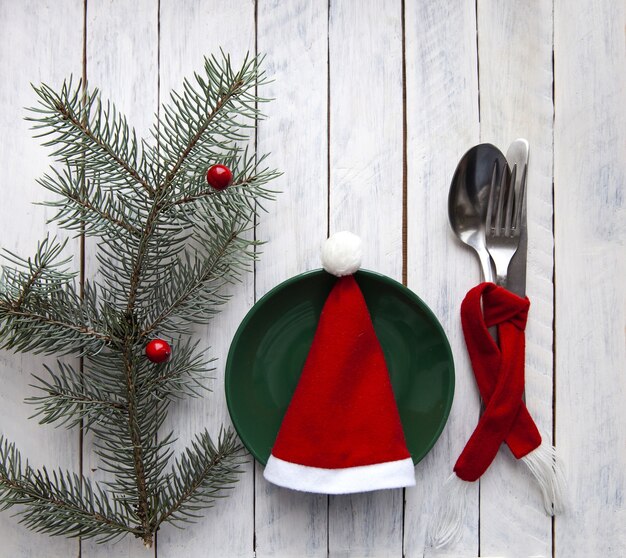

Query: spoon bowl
[448,143,508,283]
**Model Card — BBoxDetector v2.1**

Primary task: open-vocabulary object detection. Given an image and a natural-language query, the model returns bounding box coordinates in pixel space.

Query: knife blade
[505,139,529,297]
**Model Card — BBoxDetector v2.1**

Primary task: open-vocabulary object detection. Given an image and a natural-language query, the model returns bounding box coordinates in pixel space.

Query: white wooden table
[1,1,624,556]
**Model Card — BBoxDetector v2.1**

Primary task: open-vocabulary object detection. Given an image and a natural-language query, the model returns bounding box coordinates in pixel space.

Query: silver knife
[505,139,529,296]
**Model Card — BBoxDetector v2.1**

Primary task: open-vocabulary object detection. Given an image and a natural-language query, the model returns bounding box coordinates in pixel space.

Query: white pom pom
[321,231,362,277]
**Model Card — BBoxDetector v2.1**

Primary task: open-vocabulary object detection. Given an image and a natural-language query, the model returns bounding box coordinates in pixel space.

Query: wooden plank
[0,1,83,556]
[326,1,404,555]
[403,1,480,556]
[476,1,555,556]
[157,1,256,556]
[81,1,159,556]
[254,2,329,556]
[554,0,626,556]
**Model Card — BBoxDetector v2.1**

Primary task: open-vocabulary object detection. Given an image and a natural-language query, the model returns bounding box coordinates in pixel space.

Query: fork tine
[486,156,526,286]
[486,161,499,231]
[513,163,527,231]
[504,164,517,235]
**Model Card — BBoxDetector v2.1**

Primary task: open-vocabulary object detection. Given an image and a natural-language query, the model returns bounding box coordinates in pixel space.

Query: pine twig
[0,306,112,344]
[121,342,153,547]
[170,173,264,207]
[51,98,154,197]
[61,190,143,237]
[0,437,139,542]
[159,78,246,192]
[139,231,238,338]
[155,429,243,527]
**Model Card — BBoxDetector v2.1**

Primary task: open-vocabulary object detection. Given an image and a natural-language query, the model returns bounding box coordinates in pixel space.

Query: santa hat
[263,232,416,494]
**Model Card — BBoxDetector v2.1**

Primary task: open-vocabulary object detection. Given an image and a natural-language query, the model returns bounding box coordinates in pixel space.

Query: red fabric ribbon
[454,282,542,482]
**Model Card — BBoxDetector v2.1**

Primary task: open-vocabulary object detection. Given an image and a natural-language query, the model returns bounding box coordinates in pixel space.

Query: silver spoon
[448,143,508,283]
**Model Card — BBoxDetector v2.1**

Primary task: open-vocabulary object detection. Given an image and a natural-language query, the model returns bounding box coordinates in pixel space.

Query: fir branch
[1,236,73,311]
[153,52,266,194]
[77,349,176,504]
[0,238,112,354]
[156,429,243,527]
[170,170,278,207]
[30,80,153,196]
[0,306,112,354]
[120,342,153,545]
[0,437,138,542]
[28,361,126,430]
[139,230,241,337]
[160,78,245,190]
[38,167,143,238]
[55,101,152,194]
[0,52,280,547]
[138,159,279,337]
[124,204,161,316]
[122,56,266,316]
[140,339,212,400]
[11,257,46,313]
[66,194,142,237]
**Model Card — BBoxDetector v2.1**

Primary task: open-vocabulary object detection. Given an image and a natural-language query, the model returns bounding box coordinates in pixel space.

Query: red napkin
[454,282,541,482]
[429,282,564,549]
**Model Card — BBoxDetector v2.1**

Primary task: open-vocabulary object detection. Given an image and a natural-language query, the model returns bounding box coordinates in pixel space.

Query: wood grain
[157,1,256,557]
[554,0,626,556]
[477,1,555,556]
[404,1,481,556]
[255,0,329,555]
[0,1,83,556]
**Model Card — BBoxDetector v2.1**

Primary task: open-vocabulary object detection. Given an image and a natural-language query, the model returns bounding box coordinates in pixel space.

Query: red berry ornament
[145,339,172,363]
[206,164,233,190]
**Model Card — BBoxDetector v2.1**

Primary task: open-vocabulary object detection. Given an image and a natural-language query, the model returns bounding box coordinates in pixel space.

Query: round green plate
[225,269,455,466]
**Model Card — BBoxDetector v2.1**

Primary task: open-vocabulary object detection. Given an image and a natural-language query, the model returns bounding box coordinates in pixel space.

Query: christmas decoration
[429,283,566,548]
[0,53,279,547]
[263,232,416,494]
[145,339,172,363]
[206,163,234,190]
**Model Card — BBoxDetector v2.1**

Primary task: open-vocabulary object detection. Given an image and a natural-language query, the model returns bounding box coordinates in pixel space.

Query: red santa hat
[263,232,416,494]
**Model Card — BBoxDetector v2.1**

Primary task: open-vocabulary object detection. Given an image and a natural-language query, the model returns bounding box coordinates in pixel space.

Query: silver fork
[485,162,527,286]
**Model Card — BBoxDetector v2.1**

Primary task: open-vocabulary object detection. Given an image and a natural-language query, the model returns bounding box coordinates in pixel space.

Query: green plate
[225,269,455,466]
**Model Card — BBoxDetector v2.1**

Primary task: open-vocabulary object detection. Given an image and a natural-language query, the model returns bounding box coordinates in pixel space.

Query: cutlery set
[448,139,529,291]
[429,139,565,549]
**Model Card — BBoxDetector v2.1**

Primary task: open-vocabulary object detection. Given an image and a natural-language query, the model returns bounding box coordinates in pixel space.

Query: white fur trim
[522,440,567,515]
[428,474,472,549]
[263,455,415,494]
[321,231,362,277]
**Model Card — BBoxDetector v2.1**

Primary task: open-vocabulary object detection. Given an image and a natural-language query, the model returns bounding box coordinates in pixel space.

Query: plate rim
[225,268,455,466]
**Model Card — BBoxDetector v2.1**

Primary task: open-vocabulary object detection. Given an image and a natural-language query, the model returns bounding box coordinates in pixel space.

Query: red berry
[206,164,233,190]
[145,339,172,363]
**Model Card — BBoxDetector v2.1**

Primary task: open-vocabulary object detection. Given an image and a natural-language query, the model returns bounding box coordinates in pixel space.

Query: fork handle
[495,269,507,286]
[492,254,510,286]
[478,250,494,284]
